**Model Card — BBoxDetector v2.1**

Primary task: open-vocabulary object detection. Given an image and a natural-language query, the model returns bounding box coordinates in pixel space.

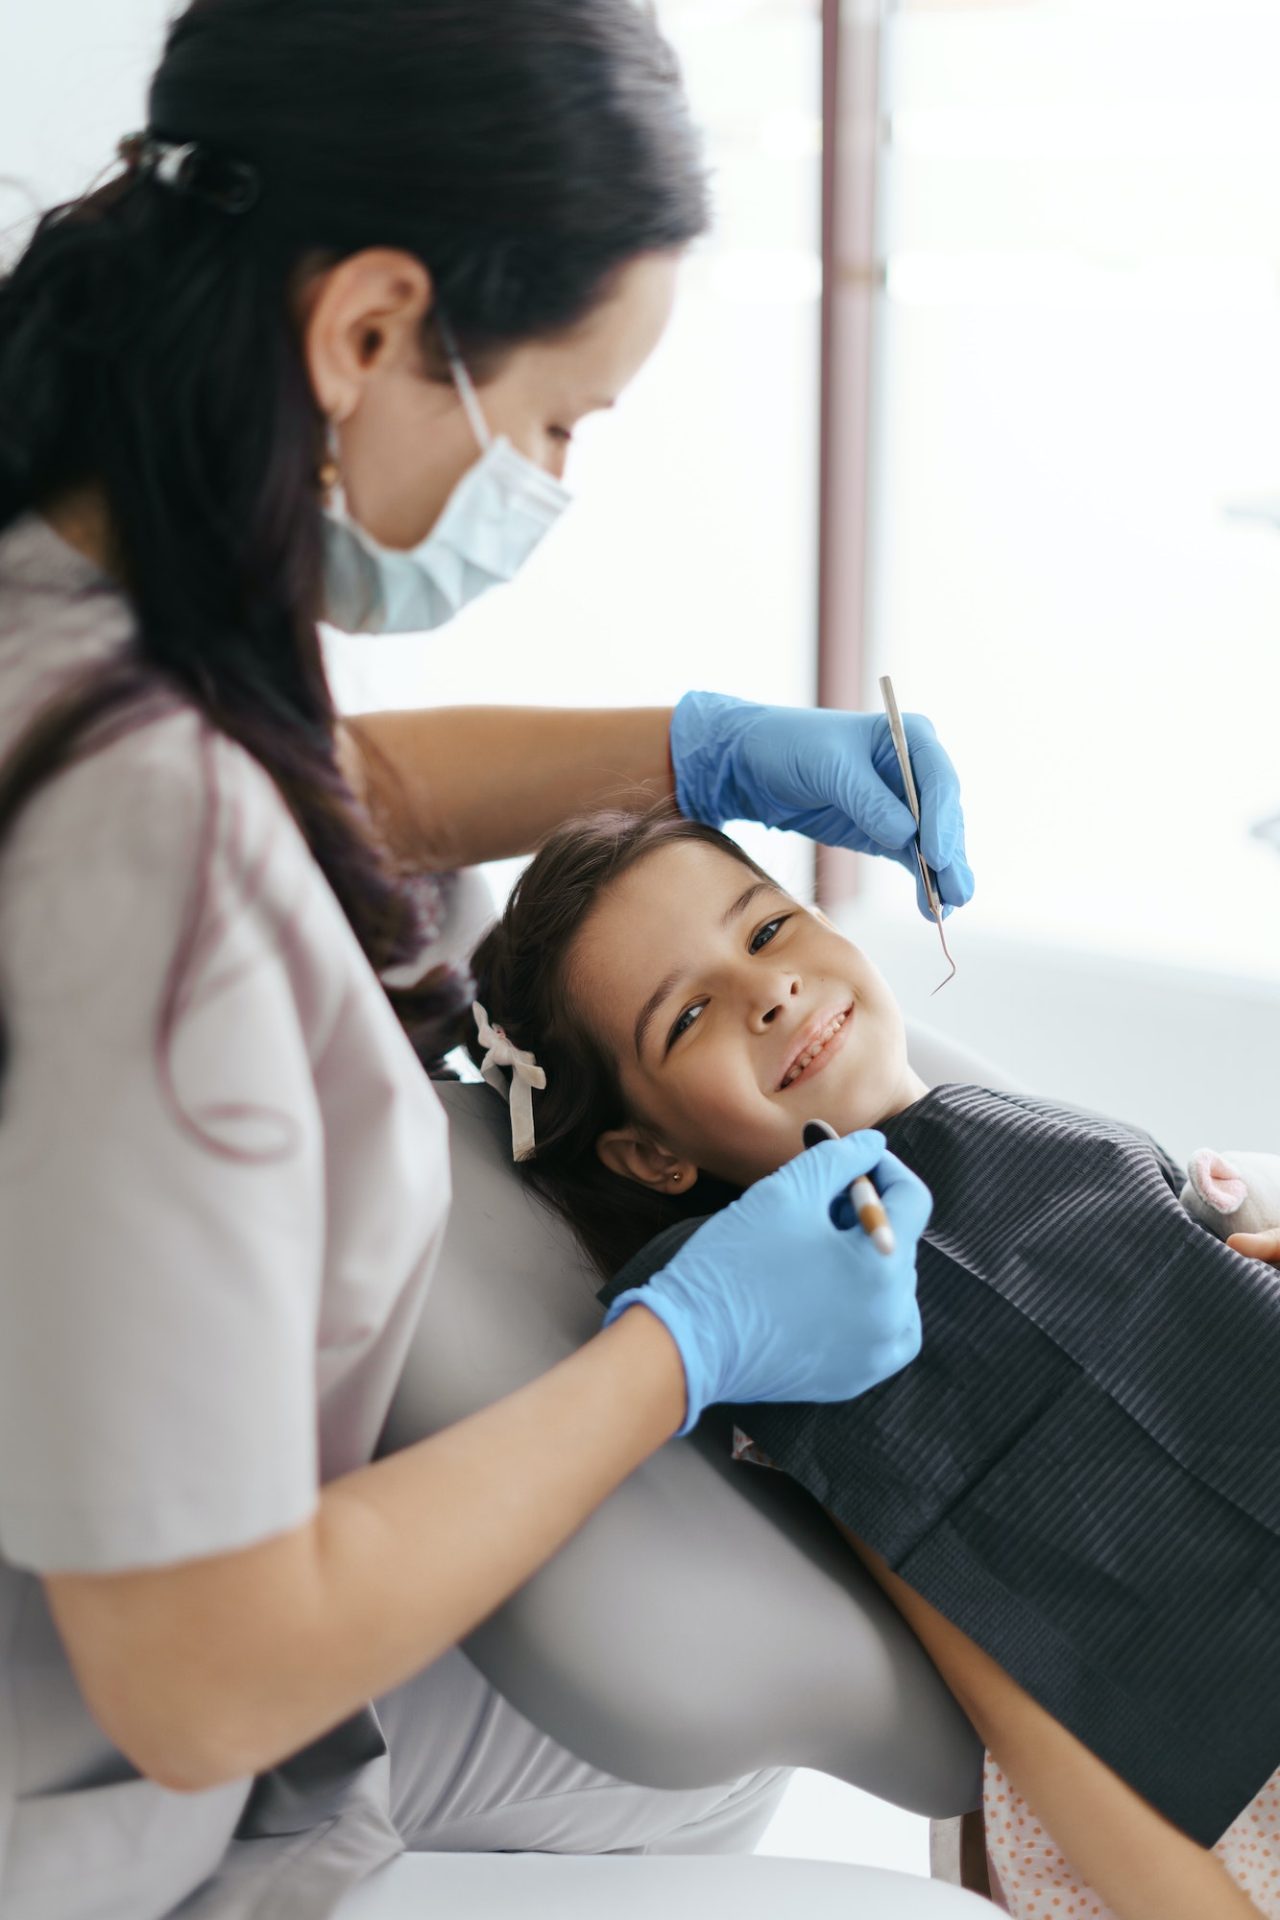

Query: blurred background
[4,0,1279,1881]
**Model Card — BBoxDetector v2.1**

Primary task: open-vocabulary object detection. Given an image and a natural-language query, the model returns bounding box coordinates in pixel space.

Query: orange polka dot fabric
[982,1751,1280,1917]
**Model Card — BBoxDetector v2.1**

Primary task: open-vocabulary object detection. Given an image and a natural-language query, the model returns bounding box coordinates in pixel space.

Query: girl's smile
[777,1003,854,1091]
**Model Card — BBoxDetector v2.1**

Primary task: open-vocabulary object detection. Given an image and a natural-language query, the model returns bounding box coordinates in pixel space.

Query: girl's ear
[597,1126,699,1195]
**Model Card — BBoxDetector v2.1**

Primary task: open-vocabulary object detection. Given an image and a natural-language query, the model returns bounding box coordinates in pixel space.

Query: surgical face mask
[321,314,573,634]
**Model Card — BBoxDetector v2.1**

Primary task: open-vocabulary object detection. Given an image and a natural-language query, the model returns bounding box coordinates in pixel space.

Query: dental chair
[378,872,1021,1915]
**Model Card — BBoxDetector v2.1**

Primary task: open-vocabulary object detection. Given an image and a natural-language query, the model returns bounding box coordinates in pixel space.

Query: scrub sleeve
[0,516,787,1920]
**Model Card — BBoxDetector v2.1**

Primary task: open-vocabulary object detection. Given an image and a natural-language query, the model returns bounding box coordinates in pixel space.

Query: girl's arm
[833,1525,1262,1920]
[338,706,675,867]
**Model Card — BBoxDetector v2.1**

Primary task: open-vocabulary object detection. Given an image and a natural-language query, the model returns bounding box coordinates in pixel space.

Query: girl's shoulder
[882,1080,1185,1198]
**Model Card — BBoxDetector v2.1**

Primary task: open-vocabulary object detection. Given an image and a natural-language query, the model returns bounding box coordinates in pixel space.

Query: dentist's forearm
[47,1305,685,1794]
[340,705,676,866]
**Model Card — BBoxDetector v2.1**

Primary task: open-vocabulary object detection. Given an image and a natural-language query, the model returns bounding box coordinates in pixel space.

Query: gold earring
[317,421,341,496]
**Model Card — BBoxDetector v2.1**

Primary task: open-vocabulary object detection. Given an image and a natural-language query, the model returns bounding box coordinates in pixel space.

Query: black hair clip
[117,132,261,216]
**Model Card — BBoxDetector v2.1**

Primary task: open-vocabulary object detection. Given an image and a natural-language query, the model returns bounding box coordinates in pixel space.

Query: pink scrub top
[0,515,452,1917]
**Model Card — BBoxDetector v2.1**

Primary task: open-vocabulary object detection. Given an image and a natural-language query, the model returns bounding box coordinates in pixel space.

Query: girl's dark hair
[0,0,709,1096]
[470,807,764,1277]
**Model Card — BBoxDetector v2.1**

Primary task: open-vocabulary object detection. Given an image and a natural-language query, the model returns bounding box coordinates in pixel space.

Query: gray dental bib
[603,1083,1280,1846]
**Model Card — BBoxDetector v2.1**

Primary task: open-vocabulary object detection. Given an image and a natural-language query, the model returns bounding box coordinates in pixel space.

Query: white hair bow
[472,1003,546,1163]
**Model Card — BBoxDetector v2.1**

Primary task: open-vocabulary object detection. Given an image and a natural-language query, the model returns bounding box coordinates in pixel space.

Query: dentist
[0,3,973,1915]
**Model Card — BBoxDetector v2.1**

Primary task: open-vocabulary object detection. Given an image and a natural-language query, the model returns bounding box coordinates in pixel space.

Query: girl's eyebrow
[631,880,782,1059]
[634,969,681,1060]
[722,880,774,927]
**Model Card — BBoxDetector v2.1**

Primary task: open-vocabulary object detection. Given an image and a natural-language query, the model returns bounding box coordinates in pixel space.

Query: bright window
[860,0,1280,981]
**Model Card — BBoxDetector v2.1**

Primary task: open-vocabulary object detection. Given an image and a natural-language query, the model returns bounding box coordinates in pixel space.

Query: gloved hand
[602,1130,931,1435]
[671,690,974,919]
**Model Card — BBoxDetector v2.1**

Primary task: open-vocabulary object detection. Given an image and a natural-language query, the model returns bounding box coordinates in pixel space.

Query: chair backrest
[379,1017,1022,1816]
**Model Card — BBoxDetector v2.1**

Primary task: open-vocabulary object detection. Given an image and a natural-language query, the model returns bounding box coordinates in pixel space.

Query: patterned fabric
[983,1753,1280,1917]
[604,1083,1280,1846]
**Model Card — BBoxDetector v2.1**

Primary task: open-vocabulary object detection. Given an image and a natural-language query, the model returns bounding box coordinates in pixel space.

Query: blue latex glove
[602,1131,931,1435]
[671,690,974,919]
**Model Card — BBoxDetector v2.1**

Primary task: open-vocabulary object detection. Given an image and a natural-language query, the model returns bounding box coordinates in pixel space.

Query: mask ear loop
[434,310,493,454]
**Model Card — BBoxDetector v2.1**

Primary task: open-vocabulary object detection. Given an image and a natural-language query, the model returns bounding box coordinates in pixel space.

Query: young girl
[469,806,1280,1920]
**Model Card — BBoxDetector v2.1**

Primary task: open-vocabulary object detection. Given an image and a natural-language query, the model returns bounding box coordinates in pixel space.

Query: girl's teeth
[783,1012,846,1087]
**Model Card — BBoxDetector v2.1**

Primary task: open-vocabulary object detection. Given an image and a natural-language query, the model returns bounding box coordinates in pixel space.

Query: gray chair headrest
[381,1021,997,1814]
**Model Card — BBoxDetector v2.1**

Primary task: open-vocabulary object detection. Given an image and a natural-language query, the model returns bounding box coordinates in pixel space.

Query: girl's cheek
[680,1075,768,1178]
[693,1085,752,1148]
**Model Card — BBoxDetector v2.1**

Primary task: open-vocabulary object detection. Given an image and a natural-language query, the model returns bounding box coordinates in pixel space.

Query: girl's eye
[750,915,790,954]
[667,1001,706,1050]
[664,916,790,1052]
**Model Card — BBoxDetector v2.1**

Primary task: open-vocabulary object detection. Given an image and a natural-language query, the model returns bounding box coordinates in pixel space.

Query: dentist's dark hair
[0,0,710,1102]
[470,806,755,1278]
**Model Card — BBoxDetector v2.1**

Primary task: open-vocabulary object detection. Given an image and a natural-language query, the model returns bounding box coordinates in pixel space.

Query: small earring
[316,420,341,496]
[670,1171,682,1185]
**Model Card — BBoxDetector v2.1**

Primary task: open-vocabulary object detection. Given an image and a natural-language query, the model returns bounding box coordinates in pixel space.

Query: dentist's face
[301,248,681,551]
[569,839,917,1191]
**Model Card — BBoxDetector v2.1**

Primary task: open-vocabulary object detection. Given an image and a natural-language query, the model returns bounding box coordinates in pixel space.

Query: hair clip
[472,1004,546,1163]
[117,131,261,216]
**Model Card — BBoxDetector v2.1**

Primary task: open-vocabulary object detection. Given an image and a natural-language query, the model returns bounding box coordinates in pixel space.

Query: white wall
[846,907,1280,1167]
[0,2,173,230]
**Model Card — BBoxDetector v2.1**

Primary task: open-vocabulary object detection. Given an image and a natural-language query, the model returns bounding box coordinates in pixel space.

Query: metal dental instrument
[878,674,956,994]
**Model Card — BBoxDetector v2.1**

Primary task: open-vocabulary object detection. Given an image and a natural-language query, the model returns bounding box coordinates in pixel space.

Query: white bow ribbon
[472,1003,546,1163]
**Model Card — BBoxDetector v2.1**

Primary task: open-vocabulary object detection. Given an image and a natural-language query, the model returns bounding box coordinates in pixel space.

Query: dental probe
[878,674,957,994]
[802,1119,897,1256]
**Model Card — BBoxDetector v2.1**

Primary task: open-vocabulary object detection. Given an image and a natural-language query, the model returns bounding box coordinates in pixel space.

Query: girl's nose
[756,974,802,1028]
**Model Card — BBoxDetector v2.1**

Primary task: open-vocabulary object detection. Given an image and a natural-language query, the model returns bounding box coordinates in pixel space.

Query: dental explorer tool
[878,674,956,994]
[802,1119,897,1256]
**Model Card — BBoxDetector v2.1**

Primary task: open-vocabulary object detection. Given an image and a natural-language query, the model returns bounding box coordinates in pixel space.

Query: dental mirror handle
[802,1119,896,1256]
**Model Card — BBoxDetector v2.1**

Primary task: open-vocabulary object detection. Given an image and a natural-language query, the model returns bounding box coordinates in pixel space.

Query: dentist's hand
[602,1131,932,1435]
[670,690,974,920]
